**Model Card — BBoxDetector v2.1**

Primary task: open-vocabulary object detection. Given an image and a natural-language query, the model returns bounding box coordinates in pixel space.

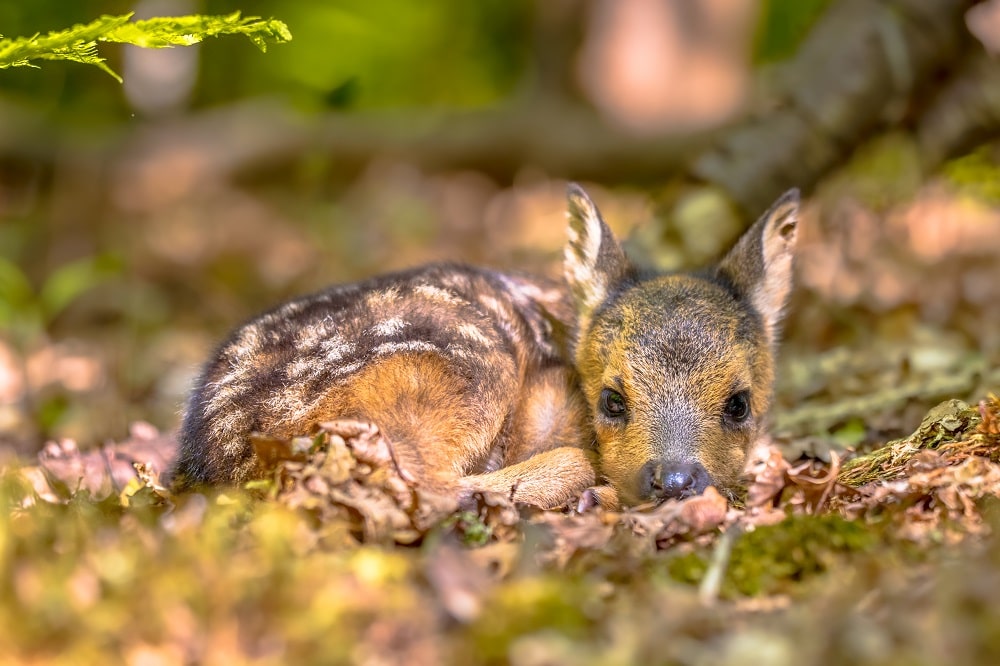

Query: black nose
[639,461,711,501]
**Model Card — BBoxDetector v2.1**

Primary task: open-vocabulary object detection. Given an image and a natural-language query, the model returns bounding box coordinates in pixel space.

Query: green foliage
[248,0,529,109]
[830,417,868,448]
[944,148,1000,204]
[0,1,527,115]
[753,0,830,64]
[0,11,291,82]
[0,253,122,347]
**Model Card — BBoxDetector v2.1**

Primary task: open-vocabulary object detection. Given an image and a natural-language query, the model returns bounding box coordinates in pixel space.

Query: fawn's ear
[716,189,800,347]
[564,184,629,326]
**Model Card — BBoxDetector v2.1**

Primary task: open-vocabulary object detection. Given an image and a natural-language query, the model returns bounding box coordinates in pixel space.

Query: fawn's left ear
[564,183,629,330]
[716,189,800,347]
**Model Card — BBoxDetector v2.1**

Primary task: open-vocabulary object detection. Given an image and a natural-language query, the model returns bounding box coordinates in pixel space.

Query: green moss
[465,578,598,663]
[443,510,493,547]
[668,515,876,597]
[667,550,709,586]
[840,399,980,487]
[837,133,924,209]
[944,148,1000,204]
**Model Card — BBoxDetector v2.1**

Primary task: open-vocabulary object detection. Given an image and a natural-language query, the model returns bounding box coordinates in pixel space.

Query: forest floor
[4,394,1000,665]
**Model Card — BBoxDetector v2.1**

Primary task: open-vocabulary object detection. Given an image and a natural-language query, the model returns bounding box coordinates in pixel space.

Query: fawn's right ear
[716,188,800,348]
[564,184,629,327]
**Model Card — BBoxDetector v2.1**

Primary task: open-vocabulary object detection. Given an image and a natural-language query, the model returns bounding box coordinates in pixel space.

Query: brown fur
[172,185,798,509]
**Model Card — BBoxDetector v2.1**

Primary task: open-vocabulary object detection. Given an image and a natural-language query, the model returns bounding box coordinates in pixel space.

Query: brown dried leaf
[424,537,495,623]
[21,423,177,505]
[469,491,521,543]
[676,486,730,532]
[531,511,616,568]
[250,433,306,471]
[39,438,111,498]
[744,444,792,509]
[784,453,843,514]
[626,486,729,548]
[275,419,462,546]
[978,394,1000,436]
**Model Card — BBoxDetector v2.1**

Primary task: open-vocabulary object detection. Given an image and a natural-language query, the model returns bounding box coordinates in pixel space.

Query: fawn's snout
[639,459,711,501]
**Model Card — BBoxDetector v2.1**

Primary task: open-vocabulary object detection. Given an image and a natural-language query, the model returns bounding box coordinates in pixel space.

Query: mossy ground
[3,397,1000,664]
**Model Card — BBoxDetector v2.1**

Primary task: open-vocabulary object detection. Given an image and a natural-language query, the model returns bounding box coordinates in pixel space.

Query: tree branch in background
[0,1,993,221]
[917,49,1000,167]
[693,0,983,213]
[119,0,984,214]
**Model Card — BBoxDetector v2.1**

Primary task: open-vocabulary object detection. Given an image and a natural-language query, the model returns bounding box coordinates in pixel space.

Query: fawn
[172,184,798,509]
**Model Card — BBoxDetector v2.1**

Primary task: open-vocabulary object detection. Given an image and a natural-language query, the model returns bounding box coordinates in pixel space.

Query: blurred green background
[0,0,532,114]
[1,0,998,457]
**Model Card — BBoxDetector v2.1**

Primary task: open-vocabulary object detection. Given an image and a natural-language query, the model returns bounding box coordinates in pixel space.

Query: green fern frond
[0,12,291,82]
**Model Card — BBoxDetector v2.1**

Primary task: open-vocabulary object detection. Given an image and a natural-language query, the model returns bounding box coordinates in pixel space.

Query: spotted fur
[173,185,798,509]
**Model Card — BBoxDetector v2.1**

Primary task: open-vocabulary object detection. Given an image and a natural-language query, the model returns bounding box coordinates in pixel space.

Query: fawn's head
[564,184,799,506]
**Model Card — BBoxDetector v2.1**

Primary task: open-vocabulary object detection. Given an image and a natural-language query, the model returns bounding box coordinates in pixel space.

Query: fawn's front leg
[458,446,597,509]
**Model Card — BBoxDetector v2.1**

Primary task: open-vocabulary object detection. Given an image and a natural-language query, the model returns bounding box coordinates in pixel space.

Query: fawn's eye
[599,388,627,418]
[723,390,751,425]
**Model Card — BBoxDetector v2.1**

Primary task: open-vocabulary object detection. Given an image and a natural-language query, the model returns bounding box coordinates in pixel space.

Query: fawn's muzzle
[639,460,710,501]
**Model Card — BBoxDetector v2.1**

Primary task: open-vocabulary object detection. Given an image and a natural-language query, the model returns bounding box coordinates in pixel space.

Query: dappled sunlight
[891,186,1000,262]
[967,0,1000,54]
[0,342,23,404]
[26,344,104,394]
[796,180,1000,316]
[578,0,754,133]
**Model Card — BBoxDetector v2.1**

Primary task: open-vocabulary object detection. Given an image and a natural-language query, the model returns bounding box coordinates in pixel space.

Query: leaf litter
[2,395,1000,663]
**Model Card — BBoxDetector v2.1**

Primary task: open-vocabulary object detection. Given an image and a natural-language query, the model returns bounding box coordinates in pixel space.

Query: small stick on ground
[699,524,741,606]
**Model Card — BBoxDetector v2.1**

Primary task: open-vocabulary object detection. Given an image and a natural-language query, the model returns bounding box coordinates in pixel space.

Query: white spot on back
[203,386,236,417]
[441,273,470,291]
[329,360,365,378]
[267,387,324,424]
[277,300,306,317]
[213,409,251,449]
[319,336,355,362]
[455,322,493,347]
[368,317,409,337]
[295,318,336,349]
[371,340,439,357]
[230,327,263,359]
[414,283,461,305]
[447,345,474,360]
[285,357,319,381]
[213,370,242,388]
[365,287,400,309]
[285,335,357,381]
[478,295,502,313]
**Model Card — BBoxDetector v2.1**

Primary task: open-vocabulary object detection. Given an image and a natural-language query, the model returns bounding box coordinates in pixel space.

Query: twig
[699,524,742,606]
